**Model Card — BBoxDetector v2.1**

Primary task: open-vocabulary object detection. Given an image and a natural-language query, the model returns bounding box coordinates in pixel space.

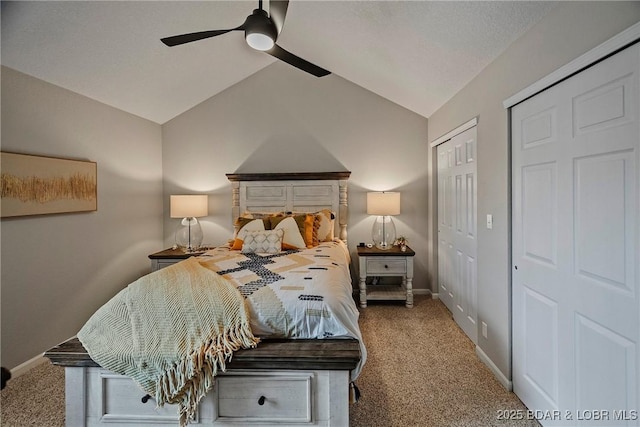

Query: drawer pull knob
[384,265,389,269]
[141,394,153,404]
[258,396,266,405]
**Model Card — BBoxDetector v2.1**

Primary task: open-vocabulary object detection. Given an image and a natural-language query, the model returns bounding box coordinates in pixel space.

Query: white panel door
[512,43,639,426]
[438,140,455,313]
[437,126,478,343]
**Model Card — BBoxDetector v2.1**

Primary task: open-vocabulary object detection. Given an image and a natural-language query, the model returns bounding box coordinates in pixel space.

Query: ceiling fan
[161,0,330,78]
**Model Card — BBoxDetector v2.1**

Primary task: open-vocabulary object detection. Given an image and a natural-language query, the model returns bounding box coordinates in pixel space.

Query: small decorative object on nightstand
[357,244,415,308]
[148,247,206,272]
[394,236,408,252]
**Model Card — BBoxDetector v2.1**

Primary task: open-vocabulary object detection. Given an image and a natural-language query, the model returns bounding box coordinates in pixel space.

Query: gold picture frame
[1,152,97,218]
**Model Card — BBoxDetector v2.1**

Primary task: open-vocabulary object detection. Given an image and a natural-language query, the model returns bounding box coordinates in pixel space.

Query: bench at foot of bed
[45,337,360,427]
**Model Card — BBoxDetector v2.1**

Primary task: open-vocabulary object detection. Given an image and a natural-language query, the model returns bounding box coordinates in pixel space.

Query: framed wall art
[1,152,97,218]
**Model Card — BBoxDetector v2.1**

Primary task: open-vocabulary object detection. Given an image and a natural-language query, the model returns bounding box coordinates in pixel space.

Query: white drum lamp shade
[170,195,209,252]
[367,192,400,250]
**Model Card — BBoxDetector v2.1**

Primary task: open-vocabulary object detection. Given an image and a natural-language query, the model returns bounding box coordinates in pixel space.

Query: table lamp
[170,194,208,252]
[367,192,400,250]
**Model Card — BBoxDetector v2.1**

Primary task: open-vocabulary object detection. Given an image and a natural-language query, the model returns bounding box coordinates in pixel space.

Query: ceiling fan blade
[269,0,289,35]
[161,28,241,47]
[268,44,330,77]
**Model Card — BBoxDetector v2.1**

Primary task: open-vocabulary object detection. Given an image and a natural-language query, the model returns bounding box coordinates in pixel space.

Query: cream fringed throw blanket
[78,257,259,426]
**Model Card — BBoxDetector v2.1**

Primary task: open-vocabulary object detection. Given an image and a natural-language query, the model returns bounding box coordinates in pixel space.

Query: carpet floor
[1,295,539,426]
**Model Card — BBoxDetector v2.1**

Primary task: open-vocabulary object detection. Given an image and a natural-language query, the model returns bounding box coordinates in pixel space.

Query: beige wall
[1,67,164,369]
[162,60,430,289]
[427,2,640,381]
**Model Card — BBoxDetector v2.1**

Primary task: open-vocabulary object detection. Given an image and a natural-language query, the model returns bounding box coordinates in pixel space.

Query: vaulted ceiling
[1,1,557,124]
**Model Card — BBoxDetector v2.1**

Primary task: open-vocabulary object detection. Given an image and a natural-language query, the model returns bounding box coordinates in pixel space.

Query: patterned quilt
[196,239,366,379]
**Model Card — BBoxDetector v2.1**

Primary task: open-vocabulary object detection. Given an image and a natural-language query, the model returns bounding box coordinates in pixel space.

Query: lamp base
[175,217,203,252]
[371,215,396,251]
[375,242,393,250]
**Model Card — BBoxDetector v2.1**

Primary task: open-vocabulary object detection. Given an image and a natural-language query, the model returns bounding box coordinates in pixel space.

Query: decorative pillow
[283,211,328,247]
[270,216,307,250]
[315,209,335,243]
[241,229,284,254]
[300,214,318,248]
[241,211,284,219]
[231,218,270,250]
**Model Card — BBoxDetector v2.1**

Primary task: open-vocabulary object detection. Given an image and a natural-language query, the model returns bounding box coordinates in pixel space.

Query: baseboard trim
[431,292,440,299]
[10,335,78,379]
[10,354,48,379]
[476,345,512,391]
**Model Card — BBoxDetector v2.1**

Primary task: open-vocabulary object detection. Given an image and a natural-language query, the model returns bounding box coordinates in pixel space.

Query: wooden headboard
[226,172,351,242]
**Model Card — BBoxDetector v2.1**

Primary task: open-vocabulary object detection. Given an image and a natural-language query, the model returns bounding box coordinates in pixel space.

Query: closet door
[512,43,639,425]
[438,140,455,313]
[437,126,478,343]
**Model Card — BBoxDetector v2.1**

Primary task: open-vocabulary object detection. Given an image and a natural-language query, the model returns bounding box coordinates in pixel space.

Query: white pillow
[231,218,268,250]
[242,229,284,254]
[316,209,335,242]
[273,216,307,250]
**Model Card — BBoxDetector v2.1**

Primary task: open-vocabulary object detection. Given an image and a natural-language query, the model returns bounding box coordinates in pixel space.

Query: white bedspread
[197,240,366,379]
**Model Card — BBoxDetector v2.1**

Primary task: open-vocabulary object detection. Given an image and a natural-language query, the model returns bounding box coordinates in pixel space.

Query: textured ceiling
[1,1,557,124]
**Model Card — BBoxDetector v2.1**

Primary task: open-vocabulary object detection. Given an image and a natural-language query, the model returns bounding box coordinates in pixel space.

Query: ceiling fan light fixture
[246,32,275,51]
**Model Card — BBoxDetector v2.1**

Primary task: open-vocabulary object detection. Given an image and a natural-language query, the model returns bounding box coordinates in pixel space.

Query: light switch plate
[486,214,493,229]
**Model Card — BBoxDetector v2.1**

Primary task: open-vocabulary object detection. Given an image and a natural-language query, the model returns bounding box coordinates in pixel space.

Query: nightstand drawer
[153,260,181,271]
[215,373,312,423]
[366,258,407,275]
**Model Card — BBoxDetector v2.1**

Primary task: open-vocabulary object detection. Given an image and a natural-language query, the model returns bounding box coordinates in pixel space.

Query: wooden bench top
[45,337,361,371]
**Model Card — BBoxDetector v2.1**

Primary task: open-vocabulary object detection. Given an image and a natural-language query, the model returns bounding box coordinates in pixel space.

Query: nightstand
[148,247,206,271]
[357,245,415,308]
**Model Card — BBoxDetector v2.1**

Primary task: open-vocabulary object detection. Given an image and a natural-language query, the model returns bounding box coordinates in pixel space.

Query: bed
[45,171,364,426]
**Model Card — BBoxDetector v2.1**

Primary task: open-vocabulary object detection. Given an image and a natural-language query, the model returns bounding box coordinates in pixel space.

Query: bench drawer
[215,373,312,423]
[88,370,188,424]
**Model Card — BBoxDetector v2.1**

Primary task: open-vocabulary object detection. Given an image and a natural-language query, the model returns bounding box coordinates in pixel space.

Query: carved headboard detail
[226,172,350,243]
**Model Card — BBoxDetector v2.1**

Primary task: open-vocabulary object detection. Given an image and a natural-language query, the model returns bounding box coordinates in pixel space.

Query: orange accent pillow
[302,214,317,248]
